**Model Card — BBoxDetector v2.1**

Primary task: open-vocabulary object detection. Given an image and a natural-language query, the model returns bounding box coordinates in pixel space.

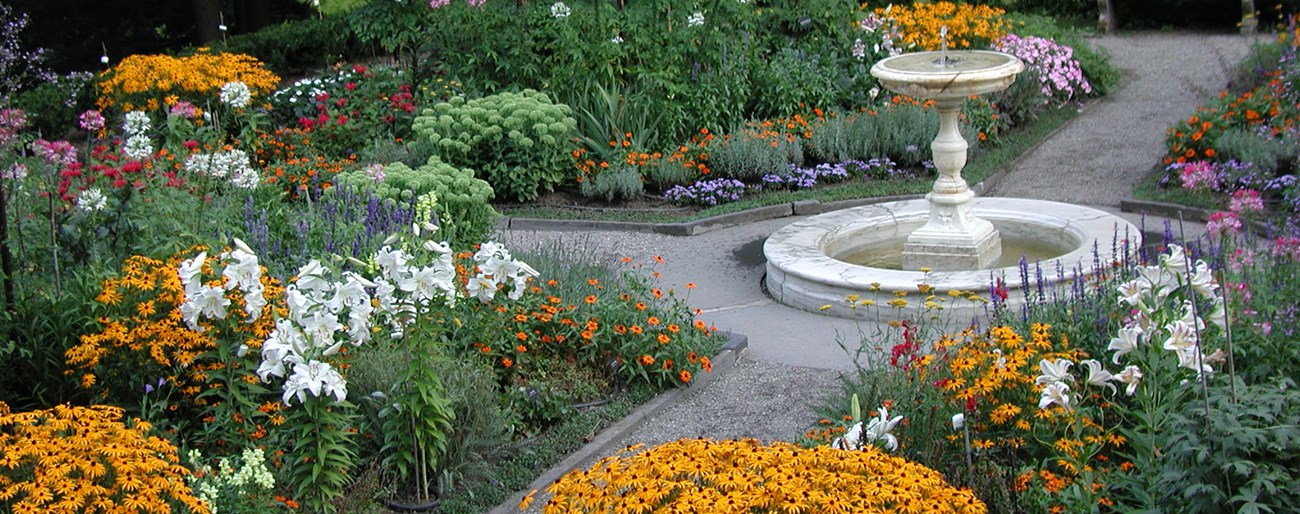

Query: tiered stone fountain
[763,45,1140,321]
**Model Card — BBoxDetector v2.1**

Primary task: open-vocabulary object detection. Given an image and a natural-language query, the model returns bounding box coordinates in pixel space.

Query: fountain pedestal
[902,96,1000,270]
[870,51,1024,271]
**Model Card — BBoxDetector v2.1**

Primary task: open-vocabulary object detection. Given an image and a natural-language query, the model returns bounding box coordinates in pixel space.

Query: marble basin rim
[762,198,1141,321]
[870,50,1026,100]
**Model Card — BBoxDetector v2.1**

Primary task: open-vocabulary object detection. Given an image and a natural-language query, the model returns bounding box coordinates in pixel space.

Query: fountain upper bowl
[871,50,1025,100]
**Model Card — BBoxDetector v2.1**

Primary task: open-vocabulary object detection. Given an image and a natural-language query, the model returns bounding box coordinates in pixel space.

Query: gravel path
[495,31,1261,514]
[985,32,1259,205]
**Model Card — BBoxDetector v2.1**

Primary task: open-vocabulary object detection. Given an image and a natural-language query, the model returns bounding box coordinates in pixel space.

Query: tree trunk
[192,0,221,44]
[1241,0,1258,34]
[1097,0,1117,34]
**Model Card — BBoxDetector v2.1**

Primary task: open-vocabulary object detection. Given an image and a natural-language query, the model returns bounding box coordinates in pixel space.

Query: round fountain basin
[871,50,1025,100]
[763,198,1141,322]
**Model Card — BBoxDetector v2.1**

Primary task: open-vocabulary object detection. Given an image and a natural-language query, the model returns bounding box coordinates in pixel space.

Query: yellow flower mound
[96,49,280,113]
[877,2,1010,51]
[535,438,986,513]
[0,402,209,514]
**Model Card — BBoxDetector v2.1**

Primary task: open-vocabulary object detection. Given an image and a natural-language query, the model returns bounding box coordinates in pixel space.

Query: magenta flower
[31,139,79,167]
[1205,211,1241,237]
[1229,189,1264,214]
[78,110,105,132]
[0,108,27,146]
[168,101,199,119]
[1179,161,1219,190]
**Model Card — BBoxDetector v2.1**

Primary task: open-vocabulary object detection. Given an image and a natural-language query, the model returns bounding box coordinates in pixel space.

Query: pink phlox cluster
[994,34,1092,103]
[168,101,199,119]
[31,139,79,167]
[1273,236,1300,261]
[1229,189,1265,214]
[430,0,486,8]
[1205,211,1241,237]
[0,108,27,147]
[1178,160,1219,190]
[79,110,105,132]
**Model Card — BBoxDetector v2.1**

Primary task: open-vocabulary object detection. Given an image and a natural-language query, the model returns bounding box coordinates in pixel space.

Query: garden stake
[1176,214,1213,420]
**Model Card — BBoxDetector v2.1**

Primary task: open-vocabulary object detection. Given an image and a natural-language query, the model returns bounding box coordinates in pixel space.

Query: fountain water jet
[763,47,1140,321]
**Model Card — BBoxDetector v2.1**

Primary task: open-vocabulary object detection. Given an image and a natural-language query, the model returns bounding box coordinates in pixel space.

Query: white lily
[1080,359,1116,394]
[1108,326,1142,365]
[1038,381,1072,410]
[1035,358,1074,386]
[862,406,903,452]
[1159,244,1189,275]
[1113,365,1142,396]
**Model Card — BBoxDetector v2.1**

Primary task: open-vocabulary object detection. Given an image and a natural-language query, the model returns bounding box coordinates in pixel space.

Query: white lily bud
[233,237,254,255]
[383,233,401,246]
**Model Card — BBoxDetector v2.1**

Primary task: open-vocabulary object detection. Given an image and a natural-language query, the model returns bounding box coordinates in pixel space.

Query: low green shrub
[579,165,644,203]
[11,72,95,138]
[412,90,577,203]
[1213,128,1292,172]
[708,130,804,181]
[805,104,944,168]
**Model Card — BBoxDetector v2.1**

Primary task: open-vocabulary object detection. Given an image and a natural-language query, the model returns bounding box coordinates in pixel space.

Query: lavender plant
[663,178,748,206]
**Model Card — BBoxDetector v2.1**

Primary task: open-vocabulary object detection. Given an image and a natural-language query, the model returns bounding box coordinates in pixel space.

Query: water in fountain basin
[837,233,1066,270]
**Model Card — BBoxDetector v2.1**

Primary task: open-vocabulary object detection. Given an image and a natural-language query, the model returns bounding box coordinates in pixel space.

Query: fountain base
[902,191,1002,270]
[763,198,1140,323]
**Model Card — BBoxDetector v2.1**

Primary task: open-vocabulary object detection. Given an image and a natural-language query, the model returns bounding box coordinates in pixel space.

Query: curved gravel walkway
[986,32,1258,205]
[494,31,1260,513]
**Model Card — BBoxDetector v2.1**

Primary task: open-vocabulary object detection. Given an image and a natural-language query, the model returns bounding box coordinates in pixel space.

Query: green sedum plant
[412,90,577,202]
[330,157,497,247]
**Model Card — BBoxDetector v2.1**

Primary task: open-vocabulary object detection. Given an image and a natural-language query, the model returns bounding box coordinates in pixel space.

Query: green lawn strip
[1129,165,1227,211]
[432,385,657,514]
[496,104,1082,225]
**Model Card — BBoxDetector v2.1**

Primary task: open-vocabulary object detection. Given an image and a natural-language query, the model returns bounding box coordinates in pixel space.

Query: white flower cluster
[686,11,705,27]
[187,447,276,514]
[550,1,570,18]
[832,404,903,452]
[122,111,154,161]
[220,81,252,109]
[178,239,267,334]
[1036,244,1224,411]
[184,148,260,189]
[176,228,538,407]
[1112,244,1224,375]
[75,188,107,213]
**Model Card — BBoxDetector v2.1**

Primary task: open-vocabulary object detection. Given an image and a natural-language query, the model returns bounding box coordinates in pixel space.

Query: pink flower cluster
[1205,211,1242,237]
[1207,189,1266,238]
[32,139,78,167]
[0,108,27,146]
[79,110,105,132]
[994,34,1092,103]
[1229,189,1265,213]
[429,0,486,8]
[1179,160,1219,190]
